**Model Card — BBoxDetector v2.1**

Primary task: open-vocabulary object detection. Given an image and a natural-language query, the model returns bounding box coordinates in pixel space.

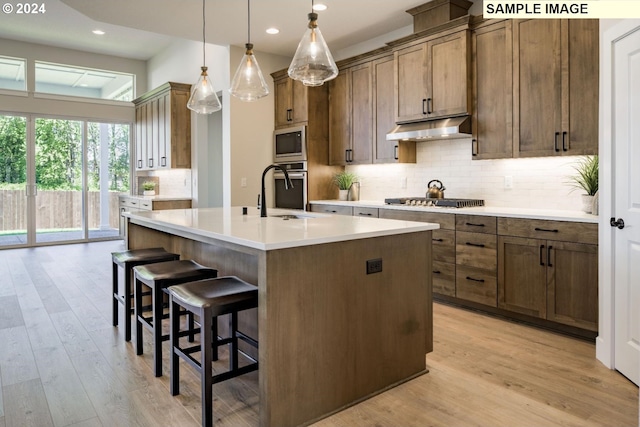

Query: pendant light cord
[311,0,314,13]
[202,0,206,65]
[247,0,251,44]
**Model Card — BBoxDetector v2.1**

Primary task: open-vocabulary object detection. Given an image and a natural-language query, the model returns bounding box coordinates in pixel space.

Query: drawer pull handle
[465,222,485,227]
[432,238,444,242]
[540,244,545,266]
[547,245,553,267]
[433,270,441,274]
[466,276,485,283]
[131,201,137,205]
[358,212,372,216]
[465,242,486,248]
[326,210,337,213]
[534,227,559,233]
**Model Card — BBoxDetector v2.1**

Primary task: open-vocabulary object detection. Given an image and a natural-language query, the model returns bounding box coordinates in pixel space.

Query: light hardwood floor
[0,240,636,427]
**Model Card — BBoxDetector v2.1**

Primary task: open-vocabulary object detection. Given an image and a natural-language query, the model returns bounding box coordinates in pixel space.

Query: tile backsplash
[346,138,589,211]
[135,169,192,198]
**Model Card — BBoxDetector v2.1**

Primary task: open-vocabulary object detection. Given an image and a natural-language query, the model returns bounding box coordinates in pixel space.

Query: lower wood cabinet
[497,223,598,331]
[310,204,353,216]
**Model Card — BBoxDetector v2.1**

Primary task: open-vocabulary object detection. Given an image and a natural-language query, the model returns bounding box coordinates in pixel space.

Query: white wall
[347,138,588,211]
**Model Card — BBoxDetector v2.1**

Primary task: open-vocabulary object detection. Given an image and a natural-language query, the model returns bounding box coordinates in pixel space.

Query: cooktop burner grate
[384,197,485,208]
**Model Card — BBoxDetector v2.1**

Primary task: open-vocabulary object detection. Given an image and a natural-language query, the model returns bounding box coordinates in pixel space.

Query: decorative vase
[143,190,155,196]
[338,189,349,201]
[581,194,594,214]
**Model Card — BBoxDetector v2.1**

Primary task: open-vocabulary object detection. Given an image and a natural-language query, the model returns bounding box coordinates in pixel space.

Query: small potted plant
[142,181,156,196]
[568,155,598,214]
[333,171,358,201]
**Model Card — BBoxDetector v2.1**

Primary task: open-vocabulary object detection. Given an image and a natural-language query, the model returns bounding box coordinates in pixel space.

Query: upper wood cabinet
[274,76,308,129]
[133,82,191,170]
[394,30,471,123]
[513,19,599,157]
[471,20,513,159]
[329,63,373,165]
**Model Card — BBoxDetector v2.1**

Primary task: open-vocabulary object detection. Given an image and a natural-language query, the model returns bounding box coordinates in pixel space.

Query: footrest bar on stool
[212,362,259,384]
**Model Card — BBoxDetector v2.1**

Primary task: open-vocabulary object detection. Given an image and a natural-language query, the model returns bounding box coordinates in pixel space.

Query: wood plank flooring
[0,240,636,427]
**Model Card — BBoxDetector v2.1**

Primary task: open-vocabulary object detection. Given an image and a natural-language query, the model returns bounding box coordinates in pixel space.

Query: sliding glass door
[0,114,28,246]
[0,114,130,248]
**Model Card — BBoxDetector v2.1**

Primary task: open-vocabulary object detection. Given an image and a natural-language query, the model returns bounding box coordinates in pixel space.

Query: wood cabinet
[133,82,191,171]
[497,218,598,331]
[373,55,416,164]
[329,63,373,165]
[455,215,497,306]
[513,19,599,157]
[274,76,308,129]
[309,203,353,216]
[394,30,470,123]
[471,20,513,159]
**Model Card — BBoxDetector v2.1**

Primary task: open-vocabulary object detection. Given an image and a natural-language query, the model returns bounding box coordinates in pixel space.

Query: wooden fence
[0,190,122,232]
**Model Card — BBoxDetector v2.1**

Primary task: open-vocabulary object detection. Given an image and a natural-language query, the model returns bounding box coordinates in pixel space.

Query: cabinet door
[395,43,428,123]
[546,241,598,331]
[135,106,145,170]
[328,72,350,165]
[290,78,308,125]
[426,31,470,118]
[350,63,373,164]
[564,19,599,155]
[513,19,563,157]
[156,93,168,168]
[146,100,156,168]
[498,235,547,318]
[274,78,292,128]
[170,87,191,168]
[472,21,513,159]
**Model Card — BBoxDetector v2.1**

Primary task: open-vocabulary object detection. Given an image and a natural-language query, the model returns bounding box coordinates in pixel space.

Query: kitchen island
[124,207,438,427]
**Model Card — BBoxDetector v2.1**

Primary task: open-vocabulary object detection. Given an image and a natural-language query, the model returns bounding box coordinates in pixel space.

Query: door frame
[596,19,640,369]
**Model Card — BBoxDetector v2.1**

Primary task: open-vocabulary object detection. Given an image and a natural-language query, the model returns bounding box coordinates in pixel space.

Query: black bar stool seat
[133,259,218,377]
[111,247,179,341]
[168,276,259,427]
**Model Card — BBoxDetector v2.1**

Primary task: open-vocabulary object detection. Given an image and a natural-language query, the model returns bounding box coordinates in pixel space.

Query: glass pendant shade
[288,12,338,87]
[230,44,270,101]
[187,66,222,114]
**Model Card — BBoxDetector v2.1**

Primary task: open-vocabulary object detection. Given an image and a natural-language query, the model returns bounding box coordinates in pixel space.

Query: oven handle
[274,172,306,178]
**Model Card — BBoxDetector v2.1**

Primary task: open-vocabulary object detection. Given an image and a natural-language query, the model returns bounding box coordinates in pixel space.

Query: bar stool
[111,248,179,341]
[168,277,259,427]
[133,259,218,377]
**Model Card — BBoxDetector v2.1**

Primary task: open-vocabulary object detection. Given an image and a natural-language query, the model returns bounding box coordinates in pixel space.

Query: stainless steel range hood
[386,116,471,141]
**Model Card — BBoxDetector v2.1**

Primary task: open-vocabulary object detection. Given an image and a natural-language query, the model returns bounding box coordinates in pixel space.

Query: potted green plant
[568,155,598,214]
[142,181,156,196]
[333,171,358,201]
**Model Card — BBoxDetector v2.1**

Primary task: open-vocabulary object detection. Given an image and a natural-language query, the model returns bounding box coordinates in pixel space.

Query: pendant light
[288,0,338,87]
[229,0,270,101]
[187,0,222,114]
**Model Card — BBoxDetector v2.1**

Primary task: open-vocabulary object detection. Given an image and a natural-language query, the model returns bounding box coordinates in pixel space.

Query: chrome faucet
[260,164,294,218]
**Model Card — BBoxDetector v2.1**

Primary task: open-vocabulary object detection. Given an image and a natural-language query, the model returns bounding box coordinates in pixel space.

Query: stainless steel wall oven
[274,162,307,210]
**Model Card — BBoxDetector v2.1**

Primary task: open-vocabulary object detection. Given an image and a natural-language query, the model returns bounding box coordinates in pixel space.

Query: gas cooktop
[384,197,485,208]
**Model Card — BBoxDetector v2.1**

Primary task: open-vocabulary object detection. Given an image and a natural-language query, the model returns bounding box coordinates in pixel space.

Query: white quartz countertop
[310,200,599,223]
[124,207,439,251]
[120,195,192,202]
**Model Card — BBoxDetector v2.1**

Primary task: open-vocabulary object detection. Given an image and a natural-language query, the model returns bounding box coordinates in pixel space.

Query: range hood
[386,116,471,141]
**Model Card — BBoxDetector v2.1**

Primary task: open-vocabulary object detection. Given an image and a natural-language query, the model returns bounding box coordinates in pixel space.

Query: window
[0,56,26,91]
[35,61,134,101]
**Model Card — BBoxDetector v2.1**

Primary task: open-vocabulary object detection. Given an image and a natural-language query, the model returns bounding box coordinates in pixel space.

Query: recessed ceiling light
[92,30,105,35]
[266,28,280,35]
[312,3,327,11]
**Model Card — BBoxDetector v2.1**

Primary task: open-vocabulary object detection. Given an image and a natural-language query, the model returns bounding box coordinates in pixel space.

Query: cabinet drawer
[456,215,497,234]
[120,197,141,210]
[432,229,455,264]
[353,207,379,218]
[310,204,353,216]
[379,209,455,230]
[456,231,497,271]
[138,200,152,211]
[498,218,598,245]
[456,265,497,307]
[433,261,455,296]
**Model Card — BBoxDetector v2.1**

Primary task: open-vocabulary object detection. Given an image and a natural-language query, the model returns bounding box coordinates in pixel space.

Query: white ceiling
[0,0,445,61]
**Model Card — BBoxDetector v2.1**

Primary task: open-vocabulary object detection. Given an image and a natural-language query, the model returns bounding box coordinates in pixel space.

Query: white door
[612,24,640,386]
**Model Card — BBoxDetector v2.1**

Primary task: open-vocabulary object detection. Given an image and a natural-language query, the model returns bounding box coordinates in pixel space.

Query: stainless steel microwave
[274,126,306,163]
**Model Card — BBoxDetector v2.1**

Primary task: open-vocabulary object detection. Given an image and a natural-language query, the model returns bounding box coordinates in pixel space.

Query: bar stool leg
[152,283,164,377]
[135,277,144,356]
[200,309,214,427]
[170,298,181,396]
[124,266,132,342]
[231,312,239,371]
[112,262,119,327]
[212,318,219,361]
